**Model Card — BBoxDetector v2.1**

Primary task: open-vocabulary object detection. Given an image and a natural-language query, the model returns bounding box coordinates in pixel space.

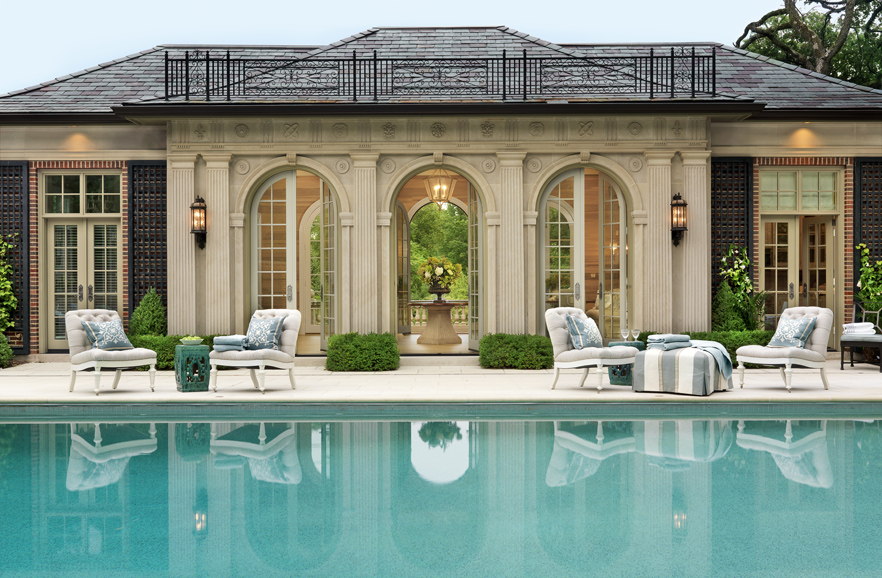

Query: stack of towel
[843,322,877,335]
[213,335,249,352]
[647,334,691,351]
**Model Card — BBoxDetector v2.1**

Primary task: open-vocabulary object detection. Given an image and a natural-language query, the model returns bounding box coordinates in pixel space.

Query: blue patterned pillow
[81,319,133,351]
[246,315,287,350]
[564,314,603,349]
[768,316,817,348]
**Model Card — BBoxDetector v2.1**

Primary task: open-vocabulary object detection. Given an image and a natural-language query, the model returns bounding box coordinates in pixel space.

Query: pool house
[1,26,881,357]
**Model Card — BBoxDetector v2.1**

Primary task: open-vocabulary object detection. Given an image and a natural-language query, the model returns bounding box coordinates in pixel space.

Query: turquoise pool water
[1,416,880,577]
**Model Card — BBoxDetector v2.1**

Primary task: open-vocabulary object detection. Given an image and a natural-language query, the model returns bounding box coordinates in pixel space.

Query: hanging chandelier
[423,169,456,209]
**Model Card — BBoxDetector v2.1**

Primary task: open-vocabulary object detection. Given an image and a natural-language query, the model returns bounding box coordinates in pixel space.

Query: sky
[0,0,784,95]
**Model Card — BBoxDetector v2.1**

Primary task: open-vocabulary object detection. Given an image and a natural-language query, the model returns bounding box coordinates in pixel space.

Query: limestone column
[484,211,500,335]
[681,152,712,331]
[203,154,232,334]
[339,212,354,334]
[377,211,392,333]
[523,211,539,334]
[230,212,246,334]
[349,154,379,333]
[496,152,527,334]
[644,152,675,333]
[167,154,197,334]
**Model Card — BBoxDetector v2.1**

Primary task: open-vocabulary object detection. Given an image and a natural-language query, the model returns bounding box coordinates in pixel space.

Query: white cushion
[71,347,157,365]
[210,348,295,364]
[736,345,826,363]
[555,345,638,364]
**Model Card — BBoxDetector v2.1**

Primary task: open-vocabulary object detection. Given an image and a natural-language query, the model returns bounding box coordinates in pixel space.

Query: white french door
[319,180,337,350]
[47,220,120,350]
[539,169,627,341]
[396,201,411,335]
[467,183,483,351]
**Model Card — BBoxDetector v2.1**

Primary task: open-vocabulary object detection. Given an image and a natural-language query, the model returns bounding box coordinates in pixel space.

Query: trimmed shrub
[325,332,400,371]
[129,288,167,336]
[0,334,13,369]
[479,333,553,369]
[712,281,746,332]
[129,335,219,370]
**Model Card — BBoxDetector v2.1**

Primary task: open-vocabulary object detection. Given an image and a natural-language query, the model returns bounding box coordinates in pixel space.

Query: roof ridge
[0,46,165,99]
[717,44,882,96]
[495,26,585,57]
[300,28,379,59]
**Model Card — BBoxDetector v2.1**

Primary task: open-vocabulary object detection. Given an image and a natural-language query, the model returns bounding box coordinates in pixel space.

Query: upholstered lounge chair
[209,309,301,393]
[65,309,157,395]
[736,306,833,392]
[545,307,639,391]
[210,423,302,484]
[66,423,158,491]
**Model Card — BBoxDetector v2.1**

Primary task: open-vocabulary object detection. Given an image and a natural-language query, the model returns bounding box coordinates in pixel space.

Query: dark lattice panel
[0,162,29,352]
[856,159,882,263]
[129,162,168,312]
[710,159,752,295]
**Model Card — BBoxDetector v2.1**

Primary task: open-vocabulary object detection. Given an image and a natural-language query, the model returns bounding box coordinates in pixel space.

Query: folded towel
[647,334,691,343]
[843,328,877,335]
[213,344,246,352]
[690,339,733,380]
[844,322,875,331]
[647,341,691,351]
[214,334,249,346]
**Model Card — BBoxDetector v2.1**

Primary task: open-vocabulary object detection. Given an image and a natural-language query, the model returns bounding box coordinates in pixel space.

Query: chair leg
[69,370,77,393]
[210,364,218,392]
[257,363,266,393]
[784,363,793,393]
[249,369,259,389]
[596,361,604,392]
[550,366,560,390]
[578,367,589,388]
[148,364,156,392]
[111,370,122,390]
[93,367,101,396]
[779,367,787,385]
[288,368,296,390]
[820,366,830,390]
[738,362,745,388]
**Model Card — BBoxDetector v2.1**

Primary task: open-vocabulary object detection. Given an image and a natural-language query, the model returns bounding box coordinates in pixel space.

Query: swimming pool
[1,414,880,577]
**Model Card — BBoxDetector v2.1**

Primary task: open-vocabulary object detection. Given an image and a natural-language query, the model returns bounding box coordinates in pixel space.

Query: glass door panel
[89,223,119,312]
[543,171,583,312]
[761,218,799,329]
[598,175,626,340]
[396,202,411,335]
[468,183,483,351]
[801,216,836,348]
[48,222,84,349]
[320,181,337,350]
[251,174,295,310]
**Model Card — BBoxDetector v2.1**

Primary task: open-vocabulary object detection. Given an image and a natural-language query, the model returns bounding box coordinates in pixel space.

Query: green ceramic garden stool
[175,345,210,392]
[608,341,645,386]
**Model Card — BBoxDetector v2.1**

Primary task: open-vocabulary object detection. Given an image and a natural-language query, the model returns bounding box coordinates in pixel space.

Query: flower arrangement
[417,256,462,288]
[856,243,882,309]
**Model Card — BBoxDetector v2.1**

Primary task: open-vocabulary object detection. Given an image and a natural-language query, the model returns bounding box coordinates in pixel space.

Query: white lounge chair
[65,309,157,395]
[209,309,301,393]
[736,306,833,392]
[545,307,638,391]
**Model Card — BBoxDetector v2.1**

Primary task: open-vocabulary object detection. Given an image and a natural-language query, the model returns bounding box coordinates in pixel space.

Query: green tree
[736,0,882,88]
[409,203,470,301]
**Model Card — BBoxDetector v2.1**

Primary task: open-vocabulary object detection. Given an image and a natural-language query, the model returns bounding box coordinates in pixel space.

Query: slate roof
[1,26,881,116]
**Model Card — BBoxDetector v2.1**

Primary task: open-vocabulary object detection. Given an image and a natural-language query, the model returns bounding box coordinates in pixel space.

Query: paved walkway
[0,359,879,404]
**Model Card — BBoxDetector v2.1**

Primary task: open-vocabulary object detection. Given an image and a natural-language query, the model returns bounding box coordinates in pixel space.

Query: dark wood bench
[841,303,882,373]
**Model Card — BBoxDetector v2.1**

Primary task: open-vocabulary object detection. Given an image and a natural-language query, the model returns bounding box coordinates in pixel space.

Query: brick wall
[751,157,854,312]
[28,161,129,352]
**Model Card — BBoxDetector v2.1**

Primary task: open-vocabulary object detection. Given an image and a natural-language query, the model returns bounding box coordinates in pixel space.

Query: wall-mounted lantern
[670,193,687,246]
[190,196,207,250]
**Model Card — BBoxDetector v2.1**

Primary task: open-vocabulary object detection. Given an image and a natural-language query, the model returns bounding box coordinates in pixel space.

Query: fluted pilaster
[350,154,379,332]
[496,152,526,334]
[167,155,197,334]
[644,152,675,333]
[681,152,712,331]
[203,154,232,333]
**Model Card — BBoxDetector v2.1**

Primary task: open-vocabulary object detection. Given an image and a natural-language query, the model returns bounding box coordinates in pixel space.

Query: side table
[840,335,882,373]
[608,340,645,386]
[175,344,210,392]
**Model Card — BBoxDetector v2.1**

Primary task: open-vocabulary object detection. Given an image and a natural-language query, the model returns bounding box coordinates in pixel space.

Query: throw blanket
[647,341,691,351]
[843,322,876,335]
[647,334,691,343]
[689,339,733,380]
[634,348,732,396]
[214,334,248,352]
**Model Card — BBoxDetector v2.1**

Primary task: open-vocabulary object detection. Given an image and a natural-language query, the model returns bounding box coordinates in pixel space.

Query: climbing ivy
[0,236,19,333]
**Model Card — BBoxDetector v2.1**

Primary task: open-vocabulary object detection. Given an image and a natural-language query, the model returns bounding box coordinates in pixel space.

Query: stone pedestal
[416,303,461,345]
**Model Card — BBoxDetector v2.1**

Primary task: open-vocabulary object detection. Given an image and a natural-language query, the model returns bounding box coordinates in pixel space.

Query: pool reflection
[0,418,879,577]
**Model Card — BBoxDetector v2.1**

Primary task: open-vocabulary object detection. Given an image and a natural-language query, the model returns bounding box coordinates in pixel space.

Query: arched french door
[539,169,628,340]
[250,170,338,349]
[393,173,483,350]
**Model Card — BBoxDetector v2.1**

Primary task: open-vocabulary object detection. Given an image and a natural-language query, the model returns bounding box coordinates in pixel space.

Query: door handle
[286,285,293,303]
[802,283,808,300]
[88,284,93,303]
[575,282,581,301]
[789,282,794,300]
[78,284,83,302]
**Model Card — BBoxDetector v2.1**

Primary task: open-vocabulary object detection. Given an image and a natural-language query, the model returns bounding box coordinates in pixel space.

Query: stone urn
[428,280,451,303]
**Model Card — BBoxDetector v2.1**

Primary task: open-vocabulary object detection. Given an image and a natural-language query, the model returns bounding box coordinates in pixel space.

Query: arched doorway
[392,169,484,351]
[249,170,338,350]
[538,168,629,340]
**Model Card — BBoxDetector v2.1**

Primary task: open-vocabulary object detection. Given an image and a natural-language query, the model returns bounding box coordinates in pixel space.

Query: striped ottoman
[633,347,732,396]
